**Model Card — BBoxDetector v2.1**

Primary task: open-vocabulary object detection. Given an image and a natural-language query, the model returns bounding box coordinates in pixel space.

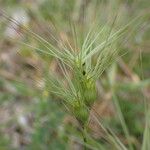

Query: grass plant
[0,1,150,149]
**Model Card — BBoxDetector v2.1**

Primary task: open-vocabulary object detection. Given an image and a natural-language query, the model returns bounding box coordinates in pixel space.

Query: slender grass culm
[0,8,147,150]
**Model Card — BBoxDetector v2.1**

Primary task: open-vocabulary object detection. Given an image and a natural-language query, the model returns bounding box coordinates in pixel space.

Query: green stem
[83,135,87,150]
[81,125,87,150]
[112,92,134,150]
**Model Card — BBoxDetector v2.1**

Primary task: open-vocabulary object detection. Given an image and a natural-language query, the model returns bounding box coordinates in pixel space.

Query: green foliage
[28,99,67,150]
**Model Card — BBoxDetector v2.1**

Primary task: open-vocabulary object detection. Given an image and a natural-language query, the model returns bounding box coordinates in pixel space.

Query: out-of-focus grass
[0,0,150,149]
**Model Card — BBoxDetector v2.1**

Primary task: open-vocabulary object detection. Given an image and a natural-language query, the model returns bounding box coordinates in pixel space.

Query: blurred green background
[0,0,150,149]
